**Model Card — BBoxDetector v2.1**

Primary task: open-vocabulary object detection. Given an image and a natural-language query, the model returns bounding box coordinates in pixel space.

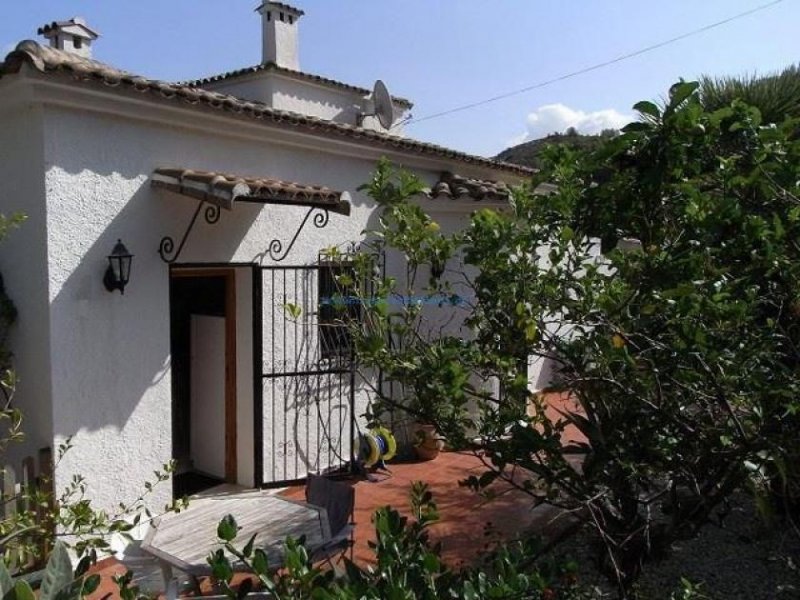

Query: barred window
[318,264,359,359]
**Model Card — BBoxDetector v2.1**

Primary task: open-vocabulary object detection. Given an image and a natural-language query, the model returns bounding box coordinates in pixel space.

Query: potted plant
[412,422,444,461]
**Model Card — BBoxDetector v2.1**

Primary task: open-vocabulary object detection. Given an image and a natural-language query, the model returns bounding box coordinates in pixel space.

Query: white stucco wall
[37,99,438,510]
[0,60,526,514]
[204,72,407,135]
[262,14,300,70]
[0,97,54,461]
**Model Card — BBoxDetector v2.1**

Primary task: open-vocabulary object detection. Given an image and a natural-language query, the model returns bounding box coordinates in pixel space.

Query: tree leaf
[40,542,74,600]
[282,303,302,320]
[252,548,269,575]
[463,580,478,600]
[217,514,239,542]
[210,557,233,584]
[422,551,440,574]
[668,81,699,109]
[633,100,661,119]
[622,121,651,133]
[81,575,101,596]
[13,582,35,600]
[0,562,12,598]
[242,533,257,559]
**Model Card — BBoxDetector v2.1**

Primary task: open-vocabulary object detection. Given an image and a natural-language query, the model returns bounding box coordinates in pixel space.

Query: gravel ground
[549,494,800,599]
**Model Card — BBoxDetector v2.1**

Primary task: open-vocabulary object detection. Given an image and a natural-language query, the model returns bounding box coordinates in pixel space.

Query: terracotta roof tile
[427,172,512,202]
[152,167,351,215]
[37,18,100,39]
[256,2,305,17]
[185,61,413,108]
[0,41,533,178]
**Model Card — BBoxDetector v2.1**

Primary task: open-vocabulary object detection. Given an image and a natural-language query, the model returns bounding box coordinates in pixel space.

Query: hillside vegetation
[496,127,617,169]
[496,63,800,170]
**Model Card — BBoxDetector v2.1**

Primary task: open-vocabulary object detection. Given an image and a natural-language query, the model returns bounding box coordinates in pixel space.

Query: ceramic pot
[413,422,444,461]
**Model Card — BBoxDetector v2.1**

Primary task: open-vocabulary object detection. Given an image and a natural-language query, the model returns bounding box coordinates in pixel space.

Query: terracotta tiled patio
[88,393,583,598]
[280,450,565,568]
[280,392,585,567]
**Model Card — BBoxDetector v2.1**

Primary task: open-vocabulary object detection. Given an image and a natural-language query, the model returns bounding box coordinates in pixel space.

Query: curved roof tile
[152,167,350,215]
[0,41,534,178]
[427,172,512,202]
[185,61,414,108]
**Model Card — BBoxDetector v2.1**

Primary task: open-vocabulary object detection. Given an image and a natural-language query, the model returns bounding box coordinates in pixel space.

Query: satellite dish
[359,80,395,130]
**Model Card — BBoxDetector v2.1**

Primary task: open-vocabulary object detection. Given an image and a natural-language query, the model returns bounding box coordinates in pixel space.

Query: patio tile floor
[88,393,584,598]
[280,450,570,568]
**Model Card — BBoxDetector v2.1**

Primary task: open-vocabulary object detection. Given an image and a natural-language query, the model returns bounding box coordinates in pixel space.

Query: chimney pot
[37,17,99,58]
[256,2,304,70]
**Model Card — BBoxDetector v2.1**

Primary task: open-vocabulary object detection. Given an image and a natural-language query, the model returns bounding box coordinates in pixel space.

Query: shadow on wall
[40,145,380,504]
[48,175,261,449]
[267,370,353,482]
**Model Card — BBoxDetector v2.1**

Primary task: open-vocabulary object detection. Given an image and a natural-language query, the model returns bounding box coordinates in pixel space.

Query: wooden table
[141,489,329,598]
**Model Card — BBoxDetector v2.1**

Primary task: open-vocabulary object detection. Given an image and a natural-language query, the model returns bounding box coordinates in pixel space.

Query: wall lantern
[103,239,133,294]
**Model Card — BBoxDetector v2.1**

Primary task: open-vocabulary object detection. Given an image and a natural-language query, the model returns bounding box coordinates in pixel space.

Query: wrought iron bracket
[265,207,330,263]
[158,200,221,264]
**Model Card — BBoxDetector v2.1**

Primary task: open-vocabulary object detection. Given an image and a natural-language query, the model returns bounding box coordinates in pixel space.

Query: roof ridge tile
[1,41,533,178]
[184,61,414,108]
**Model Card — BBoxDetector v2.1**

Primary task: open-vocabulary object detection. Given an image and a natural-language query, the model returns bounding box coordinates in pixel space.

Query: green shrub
[344,81,800,596]
[206,482,601,600]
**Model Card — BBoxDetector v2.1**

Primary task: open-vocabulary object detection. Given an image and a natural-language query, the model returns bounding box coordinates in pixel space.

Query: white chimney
[37,17,99,59]
[256,2,303,70]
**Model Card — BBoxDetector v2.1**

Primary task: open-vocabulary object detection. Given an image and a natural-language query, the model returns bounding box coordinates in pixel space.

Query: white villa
[0,3,535,512]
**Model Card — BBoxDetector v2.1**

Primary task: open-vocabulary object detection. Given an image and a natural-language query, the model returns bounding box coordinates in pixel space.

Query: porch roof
[151,167,351,216]
[428,172,512,202]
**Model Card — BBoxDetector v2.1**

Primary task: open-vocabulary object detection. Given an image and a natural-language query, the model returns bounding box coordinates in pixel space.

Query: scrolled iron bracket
[158,201,222,264]
[266,207,330,263]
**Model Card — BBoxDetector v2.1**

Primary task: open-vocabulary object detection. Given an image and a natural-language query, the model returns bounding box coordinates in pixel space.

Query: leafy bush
[207,482,600,600]
[342,81,800,596]
[0,541,101,600]
[700,63,800,126]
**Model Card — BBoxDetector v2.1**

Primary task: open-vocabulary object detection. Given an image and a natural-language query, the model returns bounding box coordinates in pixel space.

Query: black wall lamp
[103,239,133,294]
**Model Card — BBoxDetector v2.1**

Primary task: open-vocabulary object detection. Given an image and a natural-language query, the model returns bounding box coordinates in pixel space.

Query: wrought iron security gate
[254,252,378,486]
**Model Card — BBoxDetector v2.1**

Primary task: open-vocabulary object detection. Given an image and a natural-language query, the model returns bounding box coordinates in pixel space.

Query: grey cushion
[305,474,354,538]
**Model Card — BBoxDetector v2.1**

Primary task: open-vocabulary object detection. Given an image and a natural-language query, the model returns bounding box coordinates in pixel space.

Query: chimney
[37,17,99,59]
[256,2,304,70]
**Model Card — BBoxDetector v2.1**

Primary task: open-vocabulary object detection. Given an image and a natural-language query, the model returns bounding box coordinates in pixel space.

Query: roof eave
[187,62,414,109]
[1,42,533,180]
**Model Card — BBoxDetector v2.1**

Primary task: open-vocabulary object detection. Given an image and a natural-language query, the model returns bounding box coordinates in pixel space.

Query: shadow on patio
[278,392,586,568]
[281,449,569,569]
[87,393,585,597]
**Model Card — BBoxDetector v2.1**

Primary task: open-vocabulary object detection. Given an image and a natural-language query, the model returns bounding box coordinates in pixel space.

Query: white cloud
[510,103,633,145]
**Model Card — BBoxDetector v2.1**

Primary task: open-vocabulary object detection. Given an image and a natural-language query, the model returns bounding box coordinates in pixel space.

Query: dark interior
[169,274,227,498]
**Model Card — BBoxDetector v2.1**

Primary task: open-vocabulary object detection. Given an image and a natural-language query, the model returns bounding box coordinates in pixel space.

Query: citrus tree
[346,82,800,595]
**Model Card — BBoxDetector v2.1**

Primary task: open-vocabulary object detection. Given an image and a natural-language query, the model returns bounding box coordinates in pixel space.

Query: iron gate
[254,252,379,486]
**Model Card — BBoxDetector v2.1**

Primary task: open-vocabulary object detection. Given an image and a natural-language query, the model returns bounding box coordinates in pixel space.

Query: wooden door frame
[170,267,238,483]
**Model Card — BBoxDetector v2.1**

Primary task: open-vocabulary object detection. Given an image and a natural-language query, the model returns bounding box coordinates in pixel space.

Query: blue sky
[2,1,797,157]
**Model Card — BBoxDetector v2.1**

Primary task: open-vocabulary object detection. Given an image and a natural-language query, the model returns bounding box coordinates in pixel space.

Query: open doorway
[170,268,237,498]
